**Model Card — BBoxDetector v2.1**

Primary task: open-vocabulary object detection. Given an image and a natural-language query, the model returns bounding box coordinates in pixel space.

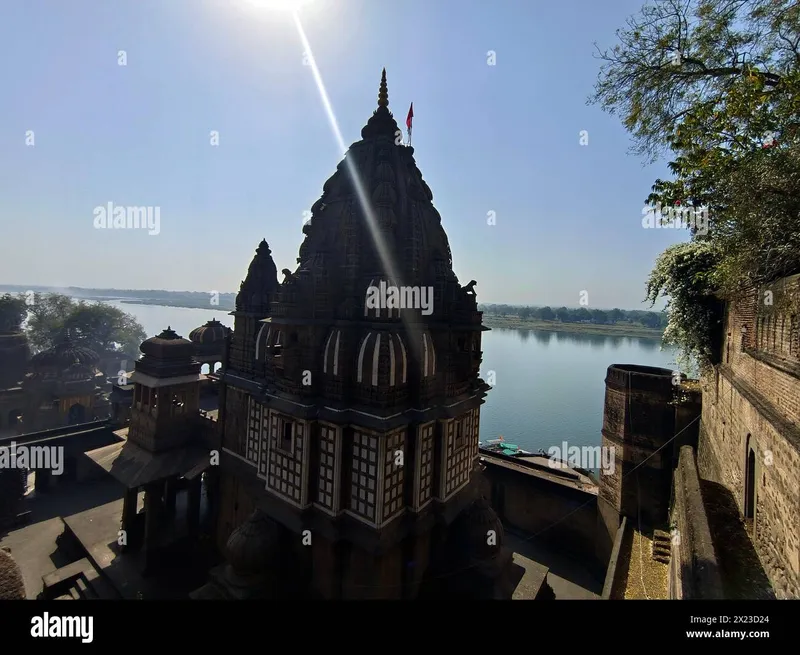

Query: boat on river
[478,436,536,457]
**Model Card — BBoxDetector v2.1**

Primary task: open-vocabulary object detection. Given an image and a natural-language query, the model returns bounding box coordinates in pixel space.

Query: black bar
[1,600,792,648]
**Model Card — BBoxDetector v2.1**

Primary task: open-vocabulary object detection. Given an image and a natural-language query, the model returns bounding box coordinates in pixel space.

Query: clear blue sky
[0,0,686,310]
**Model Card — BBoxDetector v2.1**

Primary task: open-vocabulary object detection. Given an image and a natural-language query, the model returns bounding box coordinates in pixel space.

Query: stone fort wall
[698,274,800,599]
[669,446,724,599]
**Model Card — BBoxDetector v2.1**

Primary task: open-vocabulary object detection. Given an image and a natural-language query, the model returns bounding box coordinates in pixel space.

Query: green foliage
[645,241,723,370]
[26,293,146,359]
[0,294,27,333]
[591,0,800,366]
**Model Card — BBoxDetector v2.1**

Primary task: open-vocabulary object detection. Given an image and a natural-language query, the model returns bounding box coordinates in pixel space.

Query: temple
[192,70,526,599]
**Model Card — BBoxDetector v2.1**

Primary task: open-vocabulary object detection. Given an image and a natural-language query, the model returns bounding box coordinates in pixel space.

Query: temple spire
[378,68,388,108]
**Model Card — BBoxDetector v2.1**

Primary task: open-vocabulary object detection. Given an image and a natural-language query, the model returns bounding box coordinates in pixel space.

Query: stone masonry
[698,273,800,599]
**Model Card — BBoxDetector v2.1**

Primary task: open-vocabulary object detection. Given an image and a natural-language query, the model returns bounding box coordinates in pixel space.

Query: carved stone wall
[698,275,800,599]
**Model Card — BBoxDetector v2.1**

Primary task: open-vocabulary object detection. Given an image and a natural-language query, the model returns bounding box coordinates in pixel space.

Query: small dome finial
[378,68,388,108]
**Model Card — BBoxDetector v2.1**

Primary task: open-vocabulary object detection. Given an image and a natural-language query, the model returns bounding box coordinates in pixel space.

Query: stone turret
[229,241,280,375]
[236,240,280,316]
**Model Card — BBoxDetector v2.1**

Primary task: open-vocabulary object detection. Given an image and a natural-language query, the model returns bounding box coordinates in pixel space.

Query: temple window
[382,432,405,521]
[278,418,294,454]
[171,392,185,415]
[447,417,471,496]
[317,425,337,510]
[455,419,465,450]
[417,424,435,507]
[247,400,263,465]
[350,432,378,521]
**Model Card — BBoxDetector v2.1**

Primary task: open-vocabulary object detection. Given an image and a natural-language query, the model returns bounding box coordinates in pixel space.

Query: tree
[608,308,624,323]
[25,293,146,359]
[555,306,571,322]
[25,294,75,352]
[0,294,27,333]
[539,306,555,321]
[590,309,608,324]
[591,0,800,366]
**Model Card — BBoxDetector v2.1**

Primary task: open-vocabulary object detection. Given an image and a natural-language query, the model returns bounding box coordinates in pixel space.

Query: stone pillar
[121,487,138,552]
[205,470,219,531]
[35,467,51,492]
[187,477,202,535]
[164,478,177,515]
[143,482,163,572]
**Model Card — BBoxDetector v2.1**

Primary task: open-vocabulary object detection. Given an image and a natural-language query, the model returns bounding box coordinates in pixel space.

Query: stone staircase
[652,530,671,564]
[40,557,119,600]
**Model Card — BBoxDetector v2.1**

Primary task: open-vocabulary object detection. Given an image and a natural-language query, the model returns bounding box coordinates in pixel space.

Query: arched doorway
[7,409,22,427]
[200,363,211,375]
[213,362,222,374]
[67,403,87,425]
[744,435,756,535]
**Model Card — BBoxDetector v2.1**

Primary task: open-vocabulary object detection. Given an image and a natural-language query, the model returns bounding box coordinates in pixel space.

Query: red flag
[406,103,414,132]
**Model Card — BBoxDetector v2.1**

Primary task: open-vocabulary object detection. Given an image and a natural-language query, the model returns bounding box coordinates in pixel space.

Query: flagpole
[406,102,414,146]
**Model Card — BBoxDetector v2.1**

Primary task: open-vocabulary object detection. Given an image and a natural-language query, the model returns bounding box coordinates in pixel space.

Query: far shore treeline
[0,286,666,333]
[478,304,666,330]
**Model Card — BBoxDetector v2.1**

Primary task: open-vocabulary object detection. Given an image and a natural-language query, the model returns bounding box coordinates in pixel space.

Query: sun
[243,0,314,12]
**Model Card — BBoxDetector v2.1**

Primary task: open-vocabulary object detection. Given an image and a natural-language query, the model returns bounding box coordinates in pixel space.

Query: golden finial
[377,68,388,108]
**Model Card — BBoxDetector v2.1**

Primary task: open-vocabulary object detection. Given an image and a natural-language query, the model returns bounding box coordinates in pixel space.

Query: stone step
[69,587,81,600]
[74,576,96,600]
[653,543,671,553]
[653,553,670,563]
[41,558,92,600]
[54,594,73,600]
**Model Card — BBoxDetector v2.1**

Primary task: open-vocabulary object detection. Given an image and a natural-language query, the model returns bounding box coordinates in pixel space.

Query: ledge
[743,347,800,381]
[719,364,800,451]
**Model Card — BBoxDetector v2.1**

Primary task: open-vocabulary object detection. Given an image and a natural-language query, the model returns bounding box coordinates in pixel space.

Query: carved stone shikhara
[200,70,521,600]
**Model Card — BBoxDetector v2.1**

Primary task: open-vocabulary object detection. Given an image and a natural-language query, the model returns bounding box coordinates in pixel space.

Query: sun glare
[243,0,314,12]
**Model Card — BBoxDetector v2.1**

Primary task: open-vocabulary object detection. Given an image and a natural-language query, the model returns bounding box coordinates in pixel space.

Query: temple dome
[0,548,25,599]
[139,327,195,360]
[225,510,279,577]
[356,330,408,388]
[189,319,231,346]
[62,360,96,382]
[457,497,504,562]
[30,338,99,371]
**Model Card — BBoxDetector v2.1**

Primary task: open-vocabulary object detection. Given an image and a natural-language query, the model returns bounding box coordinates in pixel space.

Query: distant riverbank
[119,299,233,311]
[481,315,663,339]
[114,299,663,340]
